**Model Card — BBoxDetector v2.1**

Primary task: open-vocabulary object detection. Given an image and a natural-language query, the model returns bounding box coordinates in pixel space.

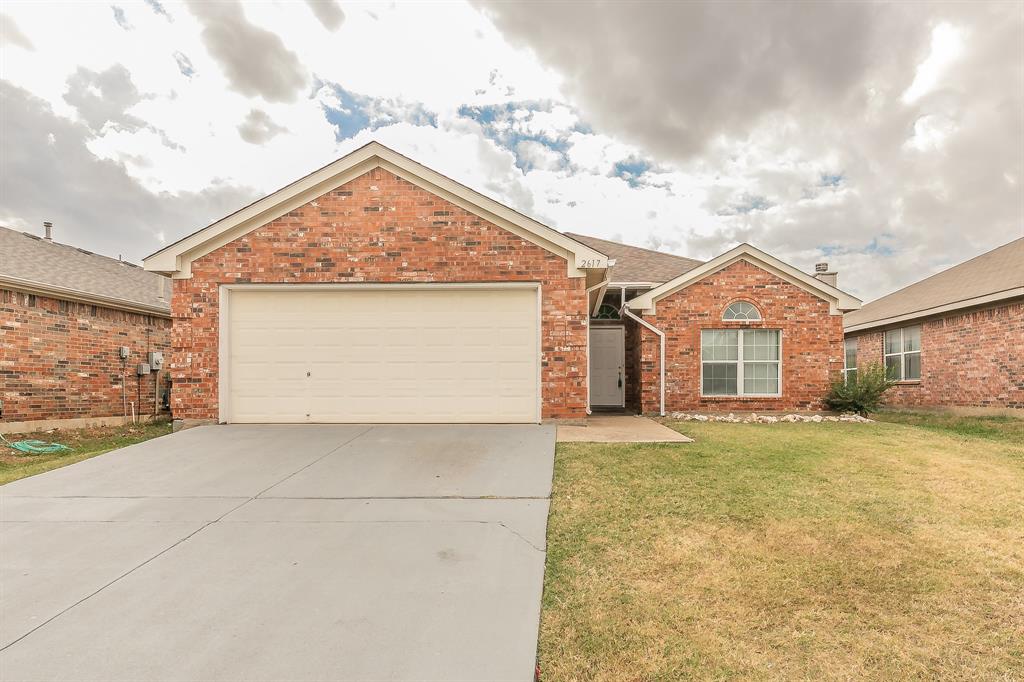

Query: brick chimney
[813,262,838,288]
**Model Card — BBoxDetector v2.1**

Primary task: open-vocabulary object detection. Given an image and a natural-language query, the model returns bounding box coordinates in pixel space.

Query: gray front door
[590,327,625,407]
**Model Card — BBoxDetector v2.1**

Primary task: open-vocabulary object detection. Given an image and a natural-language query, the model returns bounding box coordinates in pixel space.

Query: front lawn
[540,415,1024,680]
[0,421,172,485]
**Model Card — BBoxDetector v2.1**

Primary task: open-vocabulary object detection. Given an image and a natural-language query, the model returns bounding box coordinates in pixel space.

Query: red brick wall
[845,300,1024,410]
[171,167,588,421]
[624,317,642,412]
[0,289,171,423]
[633,260,844,413]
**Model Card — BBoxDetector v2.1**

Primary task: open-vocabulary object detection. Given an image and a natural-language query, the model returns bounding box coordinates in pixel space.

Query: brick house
[1,225,171,432]
[143,142,861,427]
[844,238,1024,412]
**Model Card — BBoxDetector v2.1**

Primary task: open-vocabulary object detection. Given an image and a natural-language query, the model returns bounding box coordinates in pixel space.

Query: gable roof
[564,233,703,284]
[626,242,862,314]
[844,237,1024,332]
[0,226,170,316]
[144,141,609,278]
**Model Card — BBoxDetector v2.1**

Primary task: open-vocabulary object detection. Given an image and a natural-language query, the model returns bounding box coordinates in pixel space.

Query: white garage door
[224,286,540,423]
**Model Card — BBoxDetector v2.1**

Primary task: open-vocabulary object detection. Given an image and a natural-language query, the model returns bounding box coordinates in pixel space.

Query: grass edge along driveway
[0,421,172,485]
[539,413,1024,681]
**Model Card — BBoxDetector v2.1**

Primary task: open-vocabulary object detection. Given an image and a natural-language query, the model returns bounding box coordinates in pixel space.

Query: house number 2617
[577,259,603,268]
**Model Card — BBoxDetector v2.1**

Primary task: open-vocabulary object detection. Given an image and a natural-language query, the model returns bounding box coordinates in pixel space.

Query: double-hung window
[701,329,781,396]
[843,337,858,383]
[884,326,921,381]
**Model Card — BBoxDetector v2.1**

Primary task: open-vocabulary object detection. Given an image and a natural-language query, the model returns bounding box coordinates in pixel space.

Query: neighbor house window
[884,326,921,381]
[843,337,858,383]
[722,301,761,321]
[701,329,781,396]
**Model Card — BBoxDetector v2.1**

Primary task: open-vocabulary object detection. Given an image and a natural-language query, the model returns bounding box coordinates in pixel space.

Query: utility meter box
[136,362,151,376]
[119,346,131,359]
[148,351,164,370]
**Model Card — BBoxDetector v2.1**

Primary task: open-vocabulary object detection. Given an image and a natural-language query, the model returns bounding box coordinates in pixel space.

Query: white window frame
[843,337,857,383]
[883,325,922,382]
[700,328,782,397]
[722,301,762,321]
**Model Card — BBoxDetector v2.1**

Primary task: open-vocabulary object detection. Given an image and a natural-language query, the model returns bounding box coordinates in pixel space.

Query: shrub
[825,362,895,416]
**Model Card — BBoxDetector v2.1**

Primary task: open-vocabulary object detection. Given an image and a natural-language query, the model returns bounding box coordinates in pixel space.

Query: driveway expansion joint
[0,426,378,653]
[0,495,253,653]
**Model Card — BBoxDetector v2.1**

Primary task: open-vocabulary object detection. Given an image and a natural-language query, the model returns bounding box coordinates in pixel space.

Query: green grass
[0,421,172,485]
[874,409,1024,443]
[539,417,1024,681]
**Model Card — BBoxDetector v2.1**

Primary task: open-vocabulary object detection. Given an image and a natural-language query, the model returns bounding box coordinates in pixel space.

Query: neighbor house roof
[627,242,862,314]
[564,233,703,285]
[844,237,1024,332]
[144,141,609,279]
[0,226,171,316]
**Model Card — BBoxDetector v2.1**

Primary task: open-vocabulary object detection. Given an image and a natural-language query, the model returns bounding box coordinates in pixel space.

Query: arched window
[594,303,621,320]
[723,301,761,321]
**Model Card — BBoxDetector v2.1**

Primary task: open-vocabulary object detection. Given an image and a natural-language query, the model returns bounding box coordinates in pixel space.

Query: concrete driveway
[0,424,554,681]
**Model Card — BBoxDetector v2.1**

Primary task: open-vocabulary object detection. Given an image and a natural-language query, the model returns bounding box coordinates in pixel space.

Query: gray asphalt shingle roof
[0,226,171,314]
[844,237,1024,330]
[565,233,703,283]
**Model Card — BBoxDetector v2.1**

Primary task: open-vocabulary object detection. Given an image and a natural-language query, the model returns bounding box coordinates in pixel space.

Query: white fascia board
[143,142,609,279]
[843,288,1024,333]
[625,243,862,315]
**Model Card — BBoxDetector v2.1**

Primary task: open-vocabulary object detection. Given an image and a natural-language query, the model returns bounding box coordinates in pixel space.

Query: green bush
[825,362,895,416]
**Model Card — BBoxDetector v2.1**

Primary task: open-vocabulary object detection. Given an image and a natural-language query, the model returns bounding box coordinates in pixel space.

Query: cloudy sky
[1,1,1021,301]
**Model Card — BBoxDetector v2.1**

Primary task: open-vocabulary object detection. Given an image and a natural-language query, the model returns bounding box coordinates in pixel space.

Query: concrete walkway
[557,414,693,443]
[0,424,554,681]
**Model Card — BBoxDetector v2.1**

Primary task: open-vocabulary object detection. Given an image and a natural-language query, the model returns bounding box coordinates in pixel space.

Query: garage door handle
[306,371,311,377]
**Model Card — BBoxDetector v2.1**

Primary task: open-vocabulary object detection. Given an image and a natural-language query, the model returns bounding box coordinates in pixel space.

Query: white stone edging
[669,412,873,424]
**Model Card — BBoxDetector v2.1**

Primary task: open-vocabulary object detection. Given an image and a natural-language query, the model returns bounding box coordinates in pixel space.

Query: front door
[589,327,625,407]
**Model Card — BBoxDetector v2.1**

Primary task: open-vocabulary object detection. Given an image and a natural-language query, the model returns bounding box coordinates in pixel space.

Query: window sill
[700,395,782,400]
[894,380,921,386]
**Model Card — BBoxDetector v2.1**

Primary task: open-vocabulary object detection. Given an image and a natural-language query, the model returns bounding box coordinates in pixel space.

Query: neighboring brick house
[1,226,171,432]
[844,238,1024,412]
[143,142,861,427]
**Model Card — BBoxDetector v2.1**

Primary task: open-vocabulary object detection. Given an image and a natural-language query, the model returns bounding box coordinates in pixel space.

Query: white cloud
[515,140,563,171]
[902,23,964,104]
[1,0,1020,303]
[476,1,1023,300]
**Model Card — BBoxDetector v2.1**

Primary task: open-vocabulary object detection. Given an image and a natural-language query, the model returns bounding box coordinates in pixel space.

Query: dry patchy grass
[539,419,1024,681]
[0,421,172,485]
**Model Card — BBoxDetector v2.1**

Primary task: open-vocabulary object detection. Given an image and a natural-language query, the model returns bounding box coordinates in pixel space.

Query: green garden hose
[0,431,71,454]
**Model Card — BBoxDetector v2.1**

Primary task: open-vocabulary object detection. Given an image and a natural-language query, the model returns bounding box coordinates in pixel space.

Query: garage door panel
[233,395,307,423]
[227,287,539,423]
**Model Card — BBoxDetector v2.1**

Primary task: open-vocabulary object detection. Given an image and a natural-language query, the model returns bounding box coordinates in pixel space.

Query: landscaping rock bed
[669,412,873,424]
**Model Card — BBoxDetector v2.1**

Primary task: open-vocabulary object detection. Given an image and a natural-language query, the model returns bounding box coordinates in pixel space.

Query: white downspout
[583,273,612,416]
[621,292,666,417]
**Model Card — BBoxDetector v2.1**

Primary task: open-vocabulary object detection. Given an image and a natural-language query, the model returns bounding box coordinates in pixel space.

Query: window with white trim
[843,337,857,383]
[884,326,921,381]
[722,301,761,321]
[701,329,781,396]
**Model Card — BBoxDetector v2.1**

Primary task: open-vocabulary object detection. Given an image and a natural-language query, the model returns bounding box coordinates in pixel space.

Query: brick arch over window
[722,300,761,321]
